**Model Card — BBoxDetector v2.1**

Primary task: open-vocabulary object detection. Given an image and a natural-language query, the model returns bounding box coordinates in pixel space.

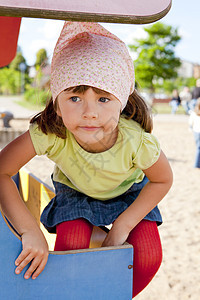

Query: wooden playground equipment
[0,0,171,23]
[0,0,172,68]
[0,169,133,299]
[0,1,172,298]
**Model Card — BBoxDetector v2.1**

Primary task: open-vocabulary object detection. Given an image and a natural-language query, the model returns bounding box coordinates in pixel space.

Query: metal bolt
[128,265,133,269]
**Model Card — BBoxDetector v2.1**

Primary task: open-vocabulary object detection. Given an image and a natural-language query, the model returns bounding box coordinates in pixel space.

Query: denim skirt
[41,176,162,233]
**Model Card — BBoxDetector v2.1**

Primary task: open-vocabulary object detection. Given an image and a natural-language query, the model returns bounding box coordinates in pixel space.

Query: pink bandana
[51,21,134,110]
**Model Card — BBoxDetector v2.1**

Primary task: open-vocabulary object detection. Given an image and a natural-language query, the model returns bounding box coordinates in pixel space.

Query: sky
[17,0,200,66]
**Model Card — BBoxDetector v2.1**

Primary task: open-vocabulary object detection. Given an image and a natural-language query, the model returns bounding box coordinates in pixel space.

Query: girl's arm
[102,150,173,246]
[0,131,49,279]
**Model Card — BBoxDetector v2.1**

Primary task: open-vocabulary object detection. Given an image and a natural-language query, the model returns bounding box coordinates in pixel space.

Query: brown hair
[123,89,153,133]
[30,85,153,139]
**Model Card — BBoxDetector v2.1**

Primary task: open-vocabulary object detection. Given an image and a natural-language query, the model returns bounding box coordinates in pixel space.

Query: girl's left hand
[101,223,129,247]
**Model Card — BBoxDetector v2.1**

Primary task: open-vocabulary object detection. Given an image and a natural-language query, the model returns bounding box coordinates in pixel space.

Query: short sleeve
[29,123,57,156]
[132,131,161,170]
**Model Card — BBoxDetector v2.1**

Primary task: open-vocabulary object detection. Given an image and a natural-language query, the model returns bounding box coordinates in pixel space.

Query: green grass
[152,103,185,114]
[15,97,45,111]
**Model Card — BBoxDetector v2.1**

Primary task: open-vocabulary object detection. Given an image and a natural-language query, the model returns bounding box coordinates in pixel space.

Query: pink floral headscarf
[51,21,134,110]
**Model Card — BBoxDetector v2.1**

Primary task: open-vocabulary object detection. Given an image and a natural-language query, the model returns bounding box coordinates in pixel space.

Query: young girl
[0,22,173,298]
[170,89,181,114]
[189,98,200,168]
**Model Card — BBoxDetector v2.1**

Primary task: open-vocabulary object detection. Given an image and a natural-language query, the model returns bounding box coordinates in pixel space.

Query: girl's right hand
[0,131,48,279]
[15,229,49,280]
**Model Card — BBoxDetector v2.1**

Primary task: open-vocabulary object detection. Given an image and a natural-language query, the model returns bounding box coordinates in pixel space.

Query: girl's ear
[56,106,62,117]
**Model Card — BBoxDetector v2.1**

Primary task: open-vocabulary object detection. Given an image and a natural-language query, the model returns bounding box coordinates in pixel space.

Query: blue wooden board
[12,172,19,189]
[0,209,133,299]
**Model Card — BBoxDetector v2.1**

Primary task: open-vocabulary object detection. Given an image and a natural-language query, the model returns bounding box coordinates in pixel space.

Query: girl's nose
[82,103,98,119]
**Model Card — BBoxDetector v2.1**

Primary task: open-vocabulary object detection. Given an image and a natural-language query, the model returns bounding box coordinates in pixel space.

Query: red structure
[0,16,21,67]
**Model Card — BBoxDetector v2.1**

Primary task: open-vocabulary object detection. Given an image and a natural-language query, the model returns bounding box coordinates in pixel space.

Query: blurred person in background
[190,79,200,111]
[180,86,192,115]
[189,98,200,168]
[170,89,181,114]
[0,109,13,128]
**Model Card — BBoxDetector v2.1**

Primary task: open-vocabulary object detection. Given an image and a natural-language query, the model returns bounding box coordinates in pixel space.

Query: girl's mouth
[80,126,100,131]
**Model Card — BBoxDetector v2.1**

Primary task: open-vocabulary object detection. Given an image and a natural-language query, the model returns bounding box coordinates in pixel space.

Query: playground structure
[0,1,172,298]
[0,169,133,299]
[0,0,171,23]
[0,0,172,68]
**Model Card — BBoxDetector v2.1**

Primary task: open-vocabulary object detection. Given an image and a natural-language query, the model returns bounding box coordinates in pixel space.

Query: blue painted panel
[0,211,133,299]
[12,172,19,188]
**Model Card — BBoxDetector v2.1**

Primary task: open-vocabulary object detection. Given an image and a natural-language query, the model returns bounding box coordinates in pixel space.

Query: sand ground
[1,114,200,299]
[136,115,200,300]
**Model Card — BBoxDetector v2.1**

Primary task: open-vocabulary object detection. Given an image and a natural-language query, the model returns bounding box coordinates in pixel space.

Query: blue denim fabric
[41,176,162,233]
[182,102,190,115]
[170,100,179,114]
[190,99,198,111]
[194,132,200,168]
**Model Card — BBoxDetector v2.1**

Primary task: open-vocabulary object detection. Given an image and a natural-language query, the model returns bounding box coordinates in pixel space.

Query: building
[177,59,200,79]
[193,64,200,79]
[177,60,194,78]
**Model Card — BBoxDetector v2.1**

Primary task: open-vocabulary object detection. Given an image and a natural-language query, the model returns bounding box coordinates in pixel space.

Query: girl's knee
[54,218,93,251]
[134,240,162,277]
[132,245,162,297]
[127,221,162,297]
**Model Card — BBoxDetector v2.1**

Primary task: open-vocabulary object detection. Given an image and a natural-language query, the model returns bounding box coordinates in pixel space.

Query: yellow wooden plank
[18,169,117,251]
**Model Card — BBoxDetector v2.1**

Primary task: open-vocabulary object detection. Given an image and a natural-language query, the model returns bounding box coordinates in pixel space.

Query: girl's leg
[54,218,93,251]
[127,220,162,298]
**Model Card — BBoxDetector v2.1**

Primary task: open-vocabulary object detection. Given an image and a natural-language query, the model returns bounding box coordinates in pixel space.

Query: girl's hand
[101,222,129,247]
[15,229,49,280]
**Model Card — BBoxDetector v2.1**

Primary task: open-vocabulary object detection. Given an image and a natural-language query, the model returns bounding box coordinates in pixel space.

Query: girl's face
[56,87,121,152]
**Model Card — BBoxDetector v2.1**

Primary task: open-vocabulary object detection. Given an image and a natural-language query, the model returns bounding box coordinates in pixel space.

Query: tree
[162,77,196,95]
[35,48,48,69]
[0,68,21,94]
[129,22,181,92]
[9,51,27,72]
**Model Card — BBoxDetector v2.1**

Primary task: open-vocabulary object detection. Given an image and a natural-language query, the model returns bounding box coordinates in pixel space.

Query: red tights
[54,219,162,298]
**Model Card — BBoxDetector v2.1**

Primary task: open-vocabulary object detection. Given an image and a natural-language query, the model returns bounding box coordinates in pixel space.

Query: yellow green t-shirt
[29,116,160,200]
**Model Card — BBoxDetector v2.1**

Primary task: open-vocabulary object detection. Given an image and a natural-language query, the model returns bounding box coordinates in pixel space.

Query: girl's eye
[70,96,81,102]
[99,97,110,103]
